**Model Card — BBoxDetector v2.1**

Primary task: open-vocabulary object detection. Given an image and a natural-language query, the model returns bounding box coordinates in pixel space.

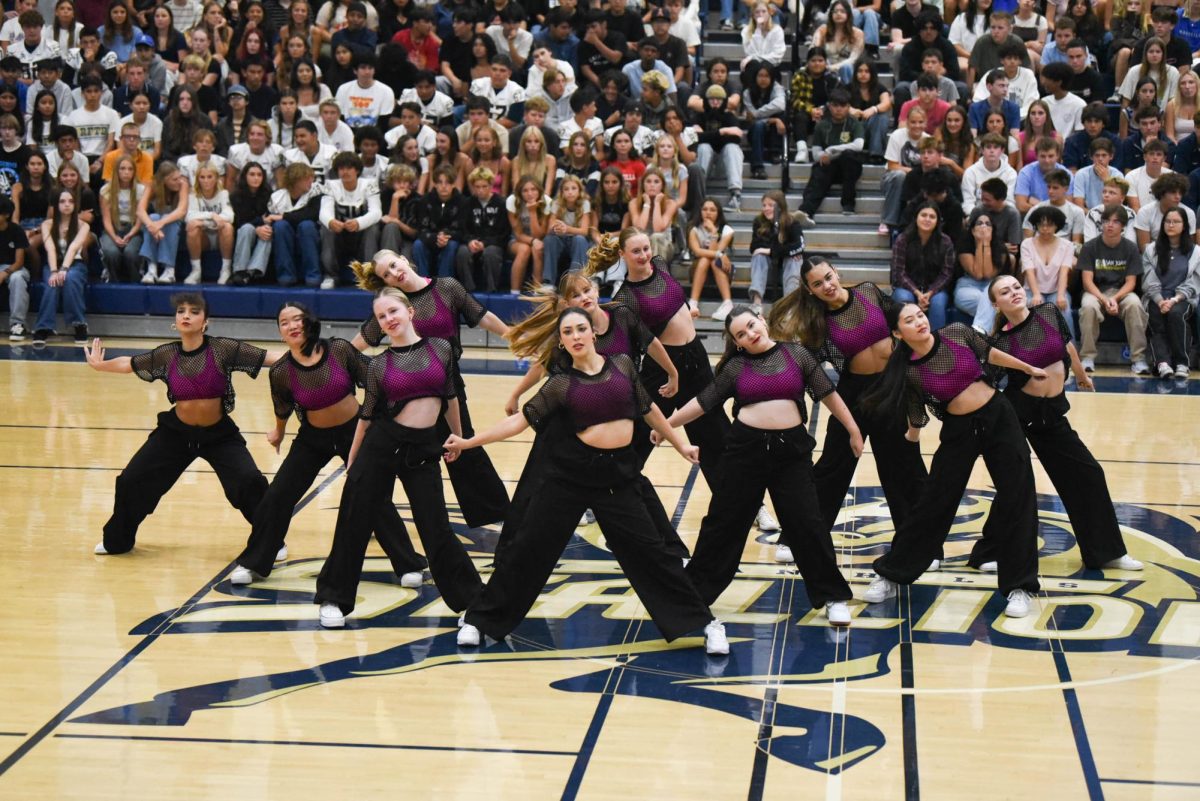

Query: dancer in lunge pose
[858,305,1046,618]
[658,306,862,626]
[229,303,429,586]
[351,251,511,528]
[315,289,482,629]
[84,292,269,555]
[445,307,730,655]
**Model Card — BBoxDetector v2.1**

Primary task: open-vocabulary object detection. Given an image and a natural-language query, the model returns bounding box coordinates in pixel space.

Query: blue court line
[0,733,25,737]
[52,732,576,758]
[899,598,920,801]
[1052,650,1105,801]
[1100,778,1200,788]
[0,469,343,778]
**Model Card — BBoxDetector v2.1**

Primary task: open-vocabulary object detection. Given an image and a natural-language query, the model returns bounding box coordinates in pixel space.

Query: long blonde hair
[506,271,600,368]
[583,226,644,277]
[153,161,183,209]
[103,154,140,224]
[552,174,586,217]
[351,249,405,292]
[513,126,549,187]
[193,164,221,198]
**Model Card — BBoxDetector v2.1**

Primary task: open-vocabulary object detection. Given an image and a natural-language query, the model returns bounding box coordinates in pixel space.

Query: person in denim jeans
[99,156,145,282]
[743,63,787,180]
[0,197,31,340]
[890,201,955,330]
[749,190,805,310]
[265,162,322,286]
[136,162,190,284]
[33,188,91,345]
[230,163,273,285]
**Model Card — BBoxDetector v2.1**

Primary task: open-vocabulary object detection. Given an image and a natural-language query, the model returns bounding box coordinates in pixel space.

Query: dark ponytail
[768,255,832,347]
[277,301,323,356]
[858,303,920,424]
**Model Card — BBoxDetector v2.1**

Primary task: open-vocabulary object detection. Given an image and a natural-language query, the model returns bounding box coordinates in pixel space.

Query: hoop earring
[558,342,565,349]
[170,323,177,331]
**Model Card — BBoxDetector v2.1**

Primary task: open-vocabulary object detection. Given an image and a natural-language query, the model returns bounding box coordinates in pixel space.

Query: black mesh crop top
[131,336,266,414]
[549,304,656,375]
[990,303,1072,392]
[816,283,898,373]
[523,353,652,432]
[903,323,994,427]
[359,337,457,421]
[269,338,368,423]
[612,257,688,337]
[359,278,488,358]
[697,341,835,424]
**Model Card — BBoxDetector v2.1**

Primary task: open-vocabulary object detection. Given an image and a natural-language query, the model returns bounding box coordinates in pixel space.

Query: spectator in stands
[879,104,927,235]
[949,0,990,77]
[1119,78,1160,141]
[535,9,581,72]
[645,9,690,98]
[646,133,689,219]
[789,46,839,165]
[510,125,556,198]
[388,100,438,154]
[687,198,734,320]
[470,53,526,131]
[266,161,321,286]
[957,209,1019,331]
[242,62,279,123]
[452,98,505,157]
[967,12,1033,86]
[1134,172,1194,248]
[284,119,336,183]
[693,84,744,212]
[436,10,476,99]
[743,63,786,181]
[981,110,1023,168]
[638,72,669,130]
[603,99,655,157]
[226,120,286,190]
[184,164,234,285]
[967,177,1023,253]
[890,0,938,48]
[1118,37,1179,118]
[456,165,509,292]
[901,73,952,135]
[798,88,864,219]
[890,201,954,329]
[1065,38,1103,105]
[27,58,73,119]
[811,0,862,84]
[507,173,551,290]
[1022,169,1085,244]
[688,58,740,115]
[507,95,561,160]
[161,86,213,163]
[97,156,143,283]
[896,12,964,110]
[319,151,381,288]
[1020,205,1077,340]
[577,11,626,91]
[100,121,153,186]
[378,164,423,260]
[177,128,227,186]
[12,152,52,278]
[543,173,592,279]
[1039,16,1080,69]
[1064,103,1118,172]
[0,197,30,340]
[291,57,331,121]
[907,48,960,105]
[413,162,462,278]
[1083,176,1138,242]
[10,12,62,79]
[603,0,643,52]
[392,6,440,72]
[1166,68,1200,144]
[935,106,974,179]
[1141,206,1200,378]
[1015,137,1068,214]
[335,50,395,129]
[748,189,804,308]
[215,84,254,155]
[1041,62,1086,137]
[558,88,603,151]
[969,69,1020,139]
[1077,204,1149,373]
[622,39,675,102]
[900,135,961,224]
[468,124,510,194]
[316,98,355,151]
[1127,7,1193,75]
[970,43,1038,117]
[1119,106,1177,176]
[136,161,189,284]
[847,58,892,163]
[1125,137,1175,210]
[419,126,470,193]
[330,1,376,54]
[1070,137,1123,209]
[229,162,272,285]
[1018,100,1061,167]
[629,167,676,262]
[591,164,630,242]
[741,1,786,74]
[31,186,89,344]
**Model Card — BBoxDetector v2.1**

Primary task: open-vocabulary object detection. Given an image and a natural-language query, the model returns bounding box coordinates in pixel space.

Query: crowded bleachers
[0,0,1197,374]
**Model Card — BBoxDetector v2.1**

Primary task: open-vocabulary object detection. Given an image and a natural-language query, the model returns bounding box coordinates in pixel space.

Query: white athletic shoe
[775,544,794,563]
[756,505,780,532]
[1175,364,1190,380]
[183,266,202,285]
[319,603,345,628]
[229,565,255,585]
[711,299,734,321]
[93,542,109,555]
[400,570,424,588]
[863,577,897,603]
[926,559,940,572]
[217,265,232,285]
[275,544,288,561]
[1004,589,1033,618]
[319,277,336,290]
[1081,357,1095,373]
[1102,554,1144,571]
[140,266,158,284]
[825,601,852,626]
[157,267,175,284]
[457,623,481,646]
[704,619,729,655]
[579,508,596,526]
[1157,362,1173,379]
[978,561,998,572]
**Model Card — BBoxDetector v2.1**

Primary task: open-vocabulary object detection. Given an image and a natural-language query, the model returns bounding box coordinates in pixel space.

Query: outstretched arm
[478,311,510,337]
[988,348,1047,379]
[644,403,699,464]
[444,411,529,460]
[83,339,133,373]
[506,361,546,415]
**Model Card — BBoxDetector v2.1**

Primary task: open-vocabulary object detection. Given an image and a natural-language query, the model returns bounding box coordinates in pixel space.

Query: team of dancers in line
[82,226,1144,655]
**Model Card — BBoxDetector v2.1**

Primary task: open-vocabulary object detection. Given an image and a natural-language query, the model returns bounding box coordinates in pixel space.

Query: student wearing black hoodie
[692,84,745,212]
[230,162,273,285]
[456,165,511,292]
[415,163,464,277]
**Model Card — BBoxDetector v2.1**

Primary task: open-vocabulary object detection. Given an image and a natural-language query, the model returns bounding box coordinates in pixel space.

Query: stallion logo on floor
[70,489,1200,774]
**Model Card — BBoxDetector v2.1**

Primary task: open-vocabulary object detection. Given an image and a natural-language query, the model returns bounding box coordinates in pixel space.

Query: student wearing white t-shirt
[398,76,455,128]
[469,55,527,128]
[315,99,356,152]
[1040,63,1086,136]
[1123,140,1173,211]
[184,164,234,285]
[1132,172,1194,249]
[962,133,1019,215]
[386,102,440,154]
[176,129,227,185]
[64,76,119,180]
[284,120,338,184]
[319,151,381,289]
[687,197,736,321]
[880,106,926,233]
[525,46,576,100]
[225,121,287,190]
[486,7,533,70]
[119,95,163,162]
[334,52,396,129]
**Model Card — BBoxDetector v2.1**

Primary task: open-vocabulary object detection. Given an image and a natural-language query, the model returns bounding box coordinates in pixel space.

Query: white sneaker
[681,557,690,567]
[1081,357,1095,373]
[756,505,780,532]
[863,577,897,603]
[319,603,345,628]
[229,565,255,585]
[1102,554,1144,571]
[275,544,288,562]
[774,543,794,563]
[1004,589,1033,618]
[825,601,851,626]
[704,619,729,655]
[1175,364,1190,379]
[183,266,202,285]
[711,299,734,321]
[457,623,481,646]
[1131,360,1151,376]
[140,266,157,284]
[927,559,940,572]
[156,267,175,284]
[320,277,336,289]
[400,570,424,588]
[1157,362,1173,379]
[579,508,595,526]
[978,561,998,572]
[93,541,109,555]
[457,613,467,628]
[217,265,232,285]
[793,141,809,163]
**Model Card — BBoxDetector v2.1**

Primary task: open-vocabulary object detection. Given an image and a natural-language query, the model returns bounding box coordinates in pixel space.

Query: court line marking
[52,732,577,757]
[1099,778,1200,788]
[0,733,25,738]
[0,468,344,779]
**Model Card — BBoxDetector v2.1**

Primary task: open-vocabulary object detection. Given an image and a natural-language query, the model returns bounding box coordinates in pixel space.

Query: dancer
[768,257,929,562]
[583,230,783,533]
[83,293,270,555]
[316,289,483,628]
[971,277,1143,572]
[351,251,510,528]
[659,306,863,626]
[230,303,429,586]
[444,307,729,654]
[500,272,686,560]
[859,306,1046,618]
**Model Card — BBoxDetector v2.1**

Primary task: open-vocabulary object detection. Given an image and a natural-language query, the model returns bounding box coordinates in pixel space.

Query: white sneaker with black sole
[9,322,25,341]
[230,565,256,585]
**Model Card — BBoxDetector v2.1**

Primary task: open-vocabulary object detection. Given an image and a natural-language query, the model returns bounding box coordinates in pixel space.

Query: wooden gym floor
[0,340,1198,800]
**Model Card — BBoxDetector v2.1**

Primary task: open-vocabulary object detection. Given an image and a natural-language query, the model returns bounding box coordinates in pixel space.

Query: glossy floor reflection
[1,343,1198,800]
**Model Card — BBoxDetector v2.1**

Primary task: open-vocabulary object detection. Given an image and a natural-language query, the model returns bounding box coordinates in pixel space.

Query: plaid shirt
[790,70,840,115]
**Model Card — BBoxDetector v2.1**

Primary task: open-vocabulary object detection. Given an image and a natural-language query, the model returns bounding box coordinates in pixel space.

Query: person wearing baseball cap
[646,6,691,98]
[622,37,676,100]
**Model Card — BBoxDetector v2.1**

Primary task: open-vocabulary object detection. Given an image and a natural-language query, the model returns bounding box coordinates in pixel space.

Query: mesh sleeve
[612,282,640,319]
[130,342,176,384]
[331,337,370,388]
[213,337,267,378]
[613,353,651,416]
[359,357,385,420]
[442,278,487,327]
[268,360,295,421]
[695,355,740,413]
[359,315,385,347]
[613,304,655,355]
[523,373,568,431]
[433,338,458,399]
[792,343,835,402]
[860,282,899,317]
[948,323,991,363]
[1042,303,1074,349]
[906,385,930,429]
